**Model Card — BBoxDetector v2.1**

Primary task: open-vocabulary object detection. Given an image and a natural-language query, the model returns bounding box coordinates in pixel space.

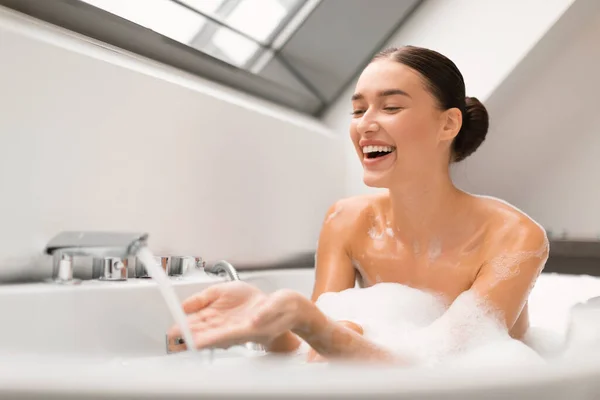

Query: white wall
[0,6,345,275]
[322,0,600,238]
[323,0,576,197]
[447,0,600,238]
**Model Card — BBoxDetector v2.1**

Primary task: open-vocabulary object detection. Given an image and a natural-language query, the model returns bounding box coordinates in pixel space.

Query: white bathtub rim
[0,350,598,397]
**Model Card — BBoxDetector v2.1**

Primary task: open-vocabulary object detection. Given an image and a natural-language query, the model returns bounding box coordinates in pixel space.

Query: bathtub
[1,267,600,399]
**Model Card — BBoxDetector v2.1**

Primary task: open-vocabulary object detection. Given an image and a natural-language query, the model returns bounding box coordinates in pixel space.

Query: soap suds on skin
[427,237,442,264]
[368,226,384,241]
[368,215,387,241]
[485,240,549,290]
[325,206,343,223]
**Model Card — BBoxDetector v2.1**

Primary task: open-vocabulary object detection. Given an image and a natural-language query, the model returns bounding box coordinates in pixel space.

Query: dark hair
[372,46,489,162]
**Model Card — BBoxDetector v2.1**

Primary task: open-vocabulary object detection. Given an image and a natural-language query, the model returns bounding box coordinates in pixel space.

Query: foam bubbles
[368,226,384,241]
[313,284,545,367]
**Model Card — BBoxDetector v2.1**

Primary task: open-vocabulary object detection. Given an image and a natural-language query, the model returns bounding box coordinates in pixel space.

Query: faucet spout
[45,231,149,258]
[205,260,240,281]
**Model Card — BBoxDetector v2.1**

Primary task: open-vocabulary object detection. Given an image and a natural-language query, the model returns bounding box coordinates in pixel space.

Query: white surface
[0,271,225,356]
[0,6,345,269]
[2,269,600,398]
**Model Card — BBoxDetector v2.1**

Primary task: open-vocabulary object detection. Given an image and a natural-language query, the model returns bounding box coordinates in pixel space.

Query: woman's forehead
[354,60,423,98]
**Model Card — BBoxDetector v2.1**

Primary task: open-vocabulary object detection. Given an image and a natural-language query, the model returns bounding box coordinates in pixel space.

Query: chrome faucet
[45,231,148,283]
[204,260,240,281]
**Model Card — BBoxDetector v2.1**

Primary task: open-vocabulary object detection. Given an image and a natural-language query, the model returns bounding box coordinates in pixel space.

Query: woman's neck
[387,168,465,244]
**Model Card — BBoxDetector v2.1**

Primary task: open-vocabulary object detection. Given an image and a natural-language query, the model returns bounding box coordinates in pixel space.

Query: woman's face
[350,59,452,188]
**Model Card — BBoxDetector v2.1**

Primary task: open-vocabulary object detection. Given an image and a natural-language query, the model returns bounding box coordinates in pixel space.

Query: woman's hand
[167,281,303,352]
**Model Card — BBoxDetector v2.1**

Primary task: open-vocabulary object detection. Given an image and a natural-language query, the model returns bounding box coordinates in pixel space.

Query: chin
[362,170,392,188]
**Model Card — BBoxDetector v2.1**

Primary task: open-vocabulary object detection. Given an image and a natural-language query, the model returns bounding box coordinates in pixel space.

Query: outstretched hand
[167,281,302,352]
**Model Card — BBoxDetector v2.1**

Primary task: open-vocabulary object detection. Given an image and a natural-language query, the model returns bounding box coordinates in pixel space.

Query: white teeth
[362,145,394,153]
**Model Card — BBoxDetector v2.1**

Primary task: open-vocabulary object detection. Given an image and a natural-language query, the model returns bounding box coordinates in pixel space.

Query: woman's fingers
[167,313,233,352]
[191,323,253,350]
[181,286,221,313]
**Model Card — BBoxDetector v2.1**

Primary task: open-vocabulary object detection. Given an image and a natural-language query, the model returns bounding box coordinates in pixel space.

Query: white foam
[427,237,442,263]
[483,241,548,299]
[368,226,384,240]
[312,283,549,367]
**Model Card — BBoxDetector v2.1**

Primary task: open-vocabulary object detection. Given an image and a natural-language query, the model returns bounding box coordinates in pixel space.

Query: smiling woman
[168,45,549,367]
[350,45,489,190]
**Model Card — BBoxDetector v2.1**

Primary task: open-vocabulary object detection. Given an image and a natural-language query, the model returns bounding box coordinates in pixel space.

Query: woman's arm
[289,294,400,363]
[277,218,548,363]
[265,200,359,354]
[468,219,549,331]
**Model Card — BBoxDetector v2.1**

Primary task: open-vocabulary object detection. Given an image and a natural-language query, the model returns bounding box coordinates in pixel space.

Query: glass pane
[178,0,227,16]
[82,0,207,44]
[180,0,303,43]
[195,22,261,67]
[224,0,288,42]
[81,0,306,70]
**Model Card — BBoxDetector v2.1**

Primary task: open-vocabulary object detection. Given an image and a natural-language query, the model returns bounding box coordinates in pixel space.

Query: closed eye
[351,110,365,116]
[384,107,402,112]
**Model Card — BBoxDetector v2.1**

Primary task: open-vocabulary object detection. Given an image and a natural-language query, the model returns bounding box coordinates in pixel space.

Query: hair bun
[452,96,489,162]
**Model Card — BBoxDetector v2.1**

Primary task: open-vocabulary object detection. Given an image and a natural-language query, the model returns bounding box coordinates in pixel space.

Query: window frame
[0,0,325,115]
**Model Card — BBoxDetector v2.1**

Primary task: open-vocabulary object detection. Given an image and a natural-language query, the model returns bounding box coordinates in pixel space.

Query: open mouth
[362,145,396,159]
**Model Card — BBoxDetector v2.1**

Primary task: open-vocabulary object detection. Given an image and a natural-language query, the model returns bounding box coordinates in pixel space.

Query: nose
[355,110,380,135]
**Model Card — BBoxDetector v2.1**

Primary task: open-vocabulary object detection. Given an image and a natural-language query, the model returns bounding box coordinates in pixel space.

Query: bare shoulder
[475,195,549,257]
[322,193,385,234]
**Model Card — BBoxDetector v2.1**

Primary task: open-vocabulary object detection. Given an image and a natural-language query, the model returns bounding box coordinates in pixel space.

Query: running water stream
[136,247,197,354]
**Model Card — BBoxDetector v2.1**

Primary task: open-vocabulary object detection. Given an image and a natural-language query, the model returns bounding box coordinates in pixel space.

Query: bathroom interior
[0,0,599,398]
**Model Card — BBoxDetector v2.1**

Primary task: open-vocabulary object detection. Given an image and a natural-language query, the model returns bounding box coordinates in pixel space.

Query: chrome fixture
[135,255,169,278]
[93,257,128,281]
[135,256,202,278]
[204,260,240,281]
[45,231,148,283]
[170,256,198,276]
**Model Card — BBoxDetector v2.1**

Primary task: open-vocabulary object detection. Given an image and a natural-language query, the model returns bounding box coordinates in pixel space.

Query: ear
[439,108,462,142]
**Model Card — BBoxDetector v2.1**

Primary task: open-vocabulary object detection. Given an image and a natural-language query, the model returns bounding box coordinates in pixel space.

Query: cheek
[384,112,432,146]
[349,121,359,140]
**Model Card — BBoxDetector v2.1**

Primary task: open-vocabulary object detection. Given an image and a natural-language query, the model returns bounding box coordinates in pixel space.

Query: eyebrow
[351,89,411,101]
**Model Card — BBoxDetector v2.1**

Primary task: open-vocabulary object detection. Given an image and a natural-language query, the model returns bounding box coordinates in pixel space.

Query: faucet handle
[169,256,201,276]
[93,257,128,281]
[48,252,81,284]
